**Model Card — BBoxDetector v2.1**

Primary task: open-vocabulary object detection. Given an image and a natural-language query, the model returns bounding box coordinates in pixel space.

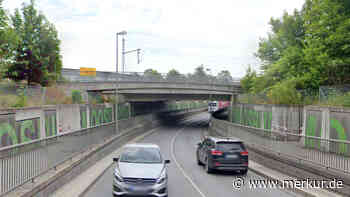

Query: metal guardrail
[0,122,116,196]
[211,118,350,174]
[61,69,241,86]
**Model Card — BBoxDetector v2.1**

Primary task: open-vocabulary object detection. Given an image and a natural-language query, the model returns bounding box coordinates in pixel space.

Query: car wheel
[240,169,248,175]
[196,153,202,165]
[205,158,213,173]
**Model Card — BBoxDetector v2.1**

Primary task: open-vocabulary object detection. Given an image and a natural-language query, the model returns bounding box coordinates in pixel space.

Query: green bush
[12,95,27,108]
[72,90,83,104]
[267,79,302,105]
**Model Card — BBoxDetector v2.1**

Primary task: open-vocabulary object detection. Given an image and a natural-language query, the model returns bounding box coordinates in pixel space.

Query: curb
[248,165,315,197]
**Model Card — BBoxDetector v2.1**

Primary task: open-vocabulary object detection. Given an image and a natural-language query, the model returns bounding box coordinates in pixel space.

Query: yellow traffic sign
[80,67,96,76]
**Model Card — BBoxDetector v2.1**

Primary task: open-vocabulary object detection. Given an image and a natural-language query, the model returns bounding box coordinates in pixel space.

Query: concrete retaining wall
[0,101,204,149]
[230,104,302,134]
[230,104,350,155]
[0,104,116,148]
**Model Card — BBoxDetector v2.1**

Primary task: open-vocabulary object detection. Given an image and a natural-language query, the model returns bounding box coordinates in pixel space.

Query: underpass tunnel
[92,89,238,128]
[129,100,210,128]
[211,107,229,121]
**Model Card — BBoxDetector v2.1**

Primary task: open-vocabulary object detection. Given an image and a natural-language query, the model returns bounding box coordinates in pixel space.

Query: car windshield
[216,142,244,151]
[119,147,162,163]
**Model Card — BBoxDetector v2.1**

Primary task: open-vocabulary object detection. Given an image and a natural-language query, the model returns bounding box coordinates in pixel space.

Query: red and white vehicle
[208,101,230,113]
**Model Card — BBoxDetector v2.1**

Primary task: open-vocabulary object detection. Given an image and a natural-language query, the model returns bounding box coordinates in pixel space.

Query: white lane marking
[170,126,208,197]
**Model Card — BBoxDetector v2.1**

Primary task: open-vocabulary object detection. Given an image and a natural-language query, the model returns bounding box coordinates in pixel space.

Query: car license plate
[226,154,238,159]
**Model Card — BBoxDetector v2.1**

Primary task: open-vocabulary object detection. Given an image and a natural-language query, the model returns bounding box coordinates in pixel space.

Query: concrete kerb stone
[5,123,145,197]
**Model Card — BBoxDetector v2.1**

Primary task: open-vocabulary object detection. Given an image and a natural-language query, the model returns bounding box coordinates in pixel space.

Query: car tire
[240,169,248,175]
[205,158,213,173]
[196,153,202,165]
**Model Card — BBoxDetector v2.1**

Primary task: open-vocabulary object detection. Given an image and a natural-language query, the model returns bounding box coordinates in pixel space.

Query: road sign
[80,67,96,76]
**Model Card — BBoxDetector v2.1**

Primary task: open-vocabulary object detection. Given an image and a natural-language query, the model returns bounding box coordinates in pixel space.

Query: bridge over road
[59,68,242,102]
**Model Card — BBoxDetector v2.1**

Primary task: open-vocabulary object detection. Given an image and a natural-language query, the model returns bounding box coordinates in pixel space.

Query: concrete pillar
[321,108,330,151]
[233,94,238,104]
[40,109,46,139]
[115,90,119,133]
[302,107,307,146]
[82,91,89,104]
[229,95,234,122]
[86,105,90,128]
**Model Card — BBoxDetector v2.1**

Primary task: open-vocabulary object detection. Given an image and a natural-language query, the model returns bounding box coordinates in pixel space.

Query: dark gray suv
[196,136,248,174]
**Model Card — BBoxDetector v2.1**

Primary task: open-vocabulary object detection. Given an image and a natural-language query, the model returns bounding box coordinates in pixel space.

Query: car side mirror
[113,157,119,162]
[165,160,170,164]
[197,142,202,146]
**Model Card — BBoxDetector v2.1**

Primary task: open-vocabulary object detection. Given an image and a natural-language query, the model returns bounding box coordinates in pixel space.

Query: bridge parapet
[61,68,241,88]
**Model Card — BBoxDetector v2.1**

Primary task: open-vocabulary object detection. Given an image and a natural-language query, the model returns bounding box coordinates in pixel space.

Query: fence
[210,118,350,174]
[0,121,116,195]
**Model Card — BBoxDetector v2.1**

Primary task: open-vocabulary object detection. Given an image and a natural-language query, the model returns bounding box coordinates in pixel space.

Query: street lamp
[116,31,127,73]
[123,48,142,72]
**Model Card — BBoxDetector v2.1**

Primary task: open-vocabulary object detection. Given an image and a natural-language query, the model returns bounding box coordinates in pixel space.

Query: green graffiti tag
[80,109,87,129]
[45,114,57,137]
[90,108,98,127]
[118,104,129,120]
[0,123,18,147]
[305,115,321,148]
[330,119,347,154]
[263,112,272,131]
[19,119,40,143]
[103,108,113,123]
[90,107,105,126]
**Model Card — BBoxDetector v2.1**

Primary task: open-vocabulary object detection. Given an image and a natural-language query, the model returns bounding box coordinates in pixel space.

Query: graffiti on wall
[118,104,129,120]
[45,111,57,137]
[17,118,40,143]
[90,106,103,127]
[330,118,348,154]
[305,115,321,148]
[231,106,272,131]
[0,114,40,148]
[80,107,87,129]
[104,107,113,123]
[0,114,17,147]
[90,106,114,127]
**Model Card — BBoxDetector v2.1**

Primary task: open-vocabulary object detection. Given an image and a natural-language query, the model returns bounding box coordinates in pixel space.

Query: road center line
[170,124,208,197]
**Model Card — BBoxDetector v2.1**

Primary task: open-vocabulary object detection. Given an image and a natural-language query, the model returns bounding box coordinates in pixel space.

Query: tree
[217,70,233,83]
[240,66,257,93]
[144,68,163,80]
[166,68,185,81]
[302,0,350,87]
[0,0,18,79]
[192,65,209,82]
[5,0,62,86]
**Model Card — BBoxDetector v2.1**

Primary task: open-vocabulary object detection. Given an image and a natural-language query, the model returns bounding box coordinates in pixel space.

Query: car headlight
[114,170,124,182]
[156,169,167,184]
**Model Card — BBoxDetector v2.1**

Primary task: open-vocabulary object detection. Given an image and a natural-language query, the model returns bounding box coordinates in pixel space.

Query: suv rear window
[215,142,245,151]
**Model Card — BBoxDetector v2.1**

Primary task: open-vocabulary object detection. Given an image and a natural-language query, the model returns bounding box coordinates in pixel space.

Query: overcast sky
[4,0,305,77]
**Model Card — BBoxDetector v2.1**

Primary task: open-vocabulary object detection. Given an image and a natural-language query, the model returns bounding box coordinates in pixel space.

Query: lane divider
[170,123,208,197]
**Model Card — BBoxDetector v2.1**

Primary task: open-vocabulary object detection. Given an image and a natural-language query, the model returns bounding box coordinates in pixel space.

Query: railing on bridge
[61,68,241,85]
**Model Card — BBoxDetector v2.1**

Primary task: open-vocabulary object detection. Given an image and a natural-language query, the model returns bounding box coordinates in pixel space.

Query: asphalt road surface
[84,113,299,197]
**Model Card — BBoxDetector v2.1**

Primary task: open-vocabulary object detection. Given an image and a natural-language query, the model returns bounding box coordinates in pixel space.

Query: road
[84,113,299,197]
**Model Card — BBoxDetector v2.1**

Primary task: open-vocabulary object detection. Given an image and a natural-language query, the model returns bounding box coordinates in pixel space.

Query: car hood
[117,162,164,179]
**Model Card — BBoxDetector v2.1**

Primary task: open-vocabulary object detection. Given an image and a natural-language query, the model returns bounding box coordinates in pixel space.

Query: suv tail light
[211,150,223,156]
[240,151,248,156]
